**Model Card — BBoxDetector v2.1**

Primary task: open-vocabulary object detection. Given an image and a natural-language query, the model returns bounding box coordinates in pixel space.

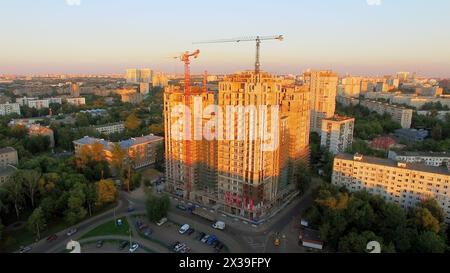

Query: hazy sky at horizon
[1,0,449,77]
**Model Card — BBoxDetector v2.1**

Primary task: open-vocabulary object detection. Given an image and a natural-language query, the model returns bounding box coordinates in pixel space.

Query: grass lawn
[81,218,131,240]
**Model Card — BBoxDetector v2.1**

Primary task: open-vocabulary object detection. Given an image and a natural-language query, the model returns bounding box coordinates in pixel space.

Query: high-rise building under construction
[164,71,310,221]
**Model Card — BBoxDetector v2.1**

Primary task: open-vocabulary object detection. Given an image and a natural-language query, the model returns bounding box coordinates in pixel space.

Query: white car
[129,242,140,253]
[179,224,190,234]
[175,243,186,252]
[212,221,226,230]
[156,217,168,226]
[201,235,210,243]
[66,228,78,236]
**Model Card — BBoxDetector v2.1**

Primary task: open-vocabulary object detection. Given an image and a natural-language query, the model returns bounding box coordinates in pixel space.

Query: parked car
[119,241,129,250]
[46,234,58,242]
[212,221,226,230]
[207,235,218,245]
[175,243,186,252]
[129,242,140,253]
[156,217,168,226]
[18,246,32,253]
[138,224,149,231]
[96,240,104,248]
[196,232,206,240]
[212,240,220,248]
[201,235,210,243]
[127,206,135,213]
[66,228,78,236]
[179,224,190,234]
[176,204,187,211]
[187,228,195,235]
[170,241,180,250]
[180,246,191,253]
[215,244,224,253]
[144,228,153,237]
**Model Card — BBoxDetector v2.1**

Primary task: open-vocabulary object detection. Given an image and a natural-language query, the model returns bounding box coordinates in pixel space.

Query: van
[179,224,190,234]
[212,221,226,230]
[156,217,168,226]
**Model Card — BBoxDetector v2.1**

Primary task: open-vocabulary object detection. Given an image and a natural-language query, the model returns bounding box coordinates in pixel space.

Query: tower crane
[178,50,200,197]
[194,35,284,80]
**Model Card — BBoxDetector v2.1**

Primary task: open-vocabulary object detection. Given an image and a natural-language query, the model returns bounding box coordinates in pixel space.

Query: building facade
[0,103,21,116]
[320,115,355,154]
[333,153,450,223]
[66,97,86,106]
[304,70,338,133]
[0,147,19,167]
[94,122,125,135]
[360,99,413,129]
[164,71,311,221]
[73,135,163,170]
[389,151,450,170]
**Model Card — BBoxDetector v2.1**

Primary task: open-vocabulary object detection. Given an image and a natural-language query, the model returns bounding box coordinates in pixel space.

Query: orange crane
[194,35,284,79]
[178,49,200,197]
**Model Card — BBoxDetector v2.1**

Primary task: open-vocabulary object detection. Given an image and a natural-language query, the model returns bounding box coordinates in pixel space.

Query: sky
[0,0,449,77]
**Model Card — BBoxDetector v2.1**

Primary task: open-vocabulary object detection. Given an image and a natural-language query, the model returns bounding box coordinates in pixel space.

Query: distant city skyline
[0,0,449,77]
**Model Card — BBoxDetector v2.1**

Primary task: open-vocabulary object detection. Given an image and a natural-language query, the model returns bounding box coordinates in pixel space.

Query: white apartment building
[66,97,86,106]
[389,151,450,170]
[94,122,125,135]
[320,115,355,155]
[0,103,21,116]
[360,99,413,129]
[332,154,450,223]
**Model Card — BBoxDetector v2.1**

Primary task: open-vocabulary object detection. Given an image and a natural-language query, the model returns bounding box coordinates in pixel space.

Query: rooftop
[394,151,450,158]
[336,153,450,175]
[322,114,355,122]
[0,147,17,155]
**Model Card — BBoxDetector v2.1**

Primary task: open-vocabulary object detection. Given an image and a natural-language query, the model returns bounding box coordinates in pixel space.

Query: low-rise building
[94,122,125,135]
[320,115,355,155]
[0,165,16,185]
[389,151,450,170]
[370,136,397,151]
[360,99,413,129]
[115,89,143,105]
[332,153,450,223]
[0,147,19,167]
[73,134,163,170]
[66,97,86,106]
[28,125,55,148]
[0,103,21,116]
[394,128,429,143]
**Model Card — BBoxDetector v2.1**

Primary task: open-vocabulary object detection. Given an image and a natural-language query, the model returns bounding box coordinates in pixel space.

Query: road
[24,179,320,254]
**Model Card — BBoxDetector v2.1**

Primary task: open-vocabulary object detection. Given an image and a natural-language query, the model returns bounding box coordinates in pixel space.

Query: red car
[46,234,58,242]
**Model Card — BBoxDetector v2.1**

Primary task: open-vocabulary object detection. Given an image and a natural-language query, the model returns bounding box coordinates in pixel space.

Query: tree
[4,172,25,219]
[65,183,87,225]
[418,199,445,223]
[96,179,118,207]
[414,231,447,253]
[431,125,443,141]
[85,183,97,217]
[149,124,164,136]
[338,231,383,253]
[23,135,51,154]
[22,169,41,208]
[27,207,47,240]
[110,143,126,173]
[294,160,311,194]
[412,207,441,234]
[146,193,170,222]
[125,113,141,131]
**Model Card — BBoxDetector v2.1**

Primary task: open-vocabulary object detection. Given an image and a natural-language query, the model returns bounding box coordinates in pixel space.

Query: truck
[212,221,226,230]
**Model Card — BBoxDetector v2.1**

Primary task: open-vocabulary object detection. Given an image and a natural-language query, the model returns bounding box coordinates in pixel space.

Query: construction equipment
[180,50,200,96]
[178,50,200,197]
[194,35,284,79]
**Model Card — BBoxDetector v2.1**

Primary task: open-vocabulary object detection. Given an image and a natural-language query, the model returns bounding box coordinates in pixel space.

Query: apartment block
[389,151,450,170]
[73,135,163,170]
[332,153,450,223]
[320,115,355,154]
[0,103,21,116]
[164,71,311,221]
[360,99,413,128]
[94,122,125,135]
[115,89,144,105]
[304,70,338,133]
[28,125,55,148]
[66,97,86,106]
[0,147,19,167]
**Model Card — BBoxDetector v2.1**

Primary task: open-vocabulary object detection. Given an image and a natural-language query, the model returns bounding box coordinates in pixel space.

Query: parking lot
[81,241,149,253]
[132,215,227,253]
